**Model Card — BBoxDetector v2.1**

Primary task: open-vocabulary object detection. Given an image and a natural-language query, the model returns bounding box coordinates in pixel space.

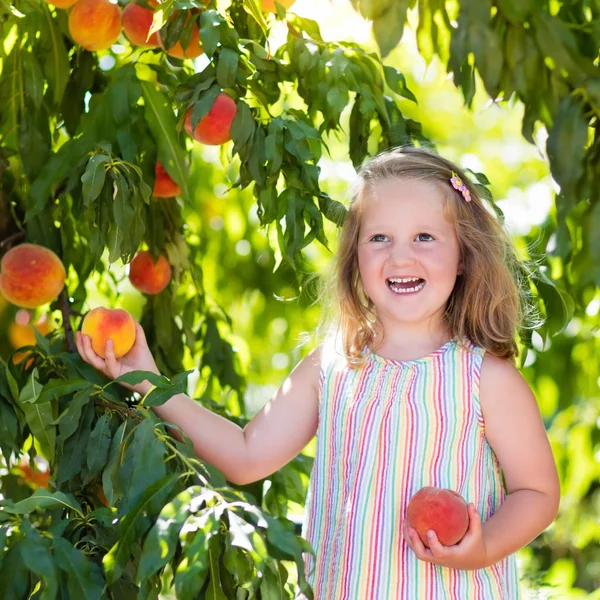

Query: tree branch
[0,231,24,250]
[59,290,76,353]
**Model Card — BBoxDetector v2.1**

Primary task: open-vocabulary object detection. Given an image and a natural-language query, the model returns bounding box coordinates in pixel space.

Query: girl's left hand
[403,503,490,571]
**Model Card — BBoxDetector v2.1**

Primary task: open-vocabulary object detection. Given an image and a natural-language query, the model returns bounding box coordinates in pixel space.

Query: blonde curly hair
[319,146,536,367]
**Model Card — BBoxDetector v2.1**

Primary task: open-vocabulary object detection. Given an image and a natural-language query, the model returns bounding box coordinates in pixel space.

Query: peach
[68,0,122,52]
[128,251,171,294]
[159,15,203,59]
[0,244,67,308]
[406,486,469,547]
[122,2,159,47]
[261,0,295,12]
[153,162,181,197]
[17,460,50,489]
[45,0,80,8]
[8,312,52,349]
[184,93,237,145]
[81,307,136,359]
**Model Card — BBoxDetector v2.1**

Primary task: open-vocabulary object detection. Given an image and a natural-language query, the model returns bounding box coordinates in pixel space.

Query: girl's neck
[371,326,454,363]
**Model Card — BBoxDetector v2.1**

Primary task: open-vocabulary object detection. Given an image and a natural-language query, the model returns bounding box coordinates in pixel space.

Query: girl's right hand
[75,321,161,395]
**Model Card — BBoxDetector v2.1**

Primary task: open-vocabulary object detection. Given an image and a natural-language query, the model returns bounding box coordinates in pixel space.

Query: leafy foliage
[0,0,597,597]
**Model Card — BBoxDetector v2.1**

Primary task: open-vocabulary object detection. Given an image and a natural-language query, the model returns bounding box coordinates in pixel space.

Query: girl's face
[357,178,462,338]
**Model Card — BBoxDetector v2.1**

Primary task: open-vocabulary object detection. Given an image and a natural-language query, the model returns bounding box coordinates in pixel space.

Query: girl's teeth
[388,280,425,294]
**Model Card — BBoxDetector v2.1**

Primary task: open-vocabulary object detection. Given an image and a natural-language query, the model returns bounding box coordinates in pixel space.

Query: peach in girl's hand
[81,308,136,358]
[406,486,469,547]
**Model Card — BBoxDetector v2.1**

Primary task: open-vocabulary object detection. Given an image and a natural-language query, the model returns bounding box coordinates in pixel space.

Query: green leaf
[216,48,239,89]
[5,488,83,517]
[590,202,600,263]
[18,368,42,404]
[373,0,409,58]
[138,487,199,581]
[190,85,222,132]
[56,403,94,484]
[113,370,171,388]
[19,522,59,600]
[103,473,179,584]
[53,538,106,600]
[199,10,223,57]
[383,66,417,103]
[143,371,191,407]
[205,536,228,599]
[39,6,70,106]
[140,81,189,204]
[117,419,168,513]
[102,420,130,506]
[546,95,588,197]
[230,100,255,155]
[241,0,268,36]
[21,52,44,109]
[81,154,110,207]
[56,387,93,443]
[86,414,113,481]
[18,399,56,462]
[37,379,90,405]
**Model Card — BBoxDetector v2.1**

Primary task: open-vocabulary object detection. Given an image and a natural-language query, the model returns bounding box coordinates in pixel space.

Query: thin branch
[0,231,24,250]
[94,397,142,421]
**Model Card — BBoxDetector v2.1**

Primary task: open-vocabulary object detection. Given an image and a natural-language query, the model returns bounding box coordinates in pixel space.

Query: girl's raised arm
[77,327,320,486]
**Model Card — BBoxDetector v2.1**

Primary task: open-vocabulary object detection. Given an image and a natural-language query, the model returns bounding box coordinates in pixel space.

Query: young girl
[76,146,560,599]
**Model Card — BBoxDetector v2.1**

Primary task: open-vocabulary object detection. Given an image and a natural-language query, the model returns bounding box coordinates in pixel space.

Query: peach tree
[0,0,438,597]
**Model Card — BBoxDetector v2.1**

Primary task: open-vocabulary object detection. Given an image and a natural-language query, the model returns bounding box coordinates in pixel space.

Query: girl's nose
[389,242,417,265]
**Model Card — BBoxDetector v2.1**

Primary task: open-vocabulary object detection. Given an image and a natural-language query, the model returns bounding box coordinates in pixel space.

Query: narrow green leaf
[373,0,409,58]
[5,488,83,517]
[81,154,109,207]
[216,48,239,89]
[54,538,106,600]
[241,0,268,37]
[138,487,199,581]
[103,473,178,584]
[18,368,42,404]
[86,414,113,480]
[140,81,189,204]
[37,379,90,405]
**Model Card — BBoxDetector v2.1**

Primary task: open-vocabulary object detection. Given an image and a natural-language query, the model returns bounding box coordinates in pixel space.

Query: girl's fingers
[467,503,482,534]
[134,320,147,344]
[82,334,107,371]
[425,530,444,555]
[104,339,119,376]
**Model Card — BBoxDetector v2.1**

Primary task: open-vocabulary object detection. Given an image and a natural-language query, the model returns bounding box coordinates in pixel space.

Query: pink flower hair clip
[450,171,472,202]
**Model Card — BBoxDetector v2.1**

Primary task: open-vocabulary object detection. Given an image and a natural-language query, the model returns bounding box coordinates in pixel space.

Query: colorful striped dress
[299,336,521,599]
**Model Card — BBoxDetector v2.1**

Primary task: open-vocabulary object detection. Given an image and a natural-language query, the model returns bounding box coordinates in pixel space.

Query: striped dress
[299,336,521,599]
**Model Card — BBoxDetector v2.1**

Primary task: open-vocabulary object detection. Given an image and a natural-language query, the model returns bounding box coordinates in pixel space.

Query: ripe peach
[159,15,203,59]
[45,0,80,8]
[122,2,159,47]
[68,0,122,52]
[184,93,237,145]
[261,0,295,12]
[153,162,181,197]
[128,251,171,294]
[81,307,136,359]
[406,486,469,547]
[0,244,67,308]
[8,312,52,349]
[17,460,50,489]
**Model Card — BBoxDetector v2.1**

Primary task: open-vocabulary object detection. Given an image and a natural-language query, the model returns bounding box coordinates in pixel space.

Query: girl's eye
[416,233,434,242]
[370,234,388,242]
